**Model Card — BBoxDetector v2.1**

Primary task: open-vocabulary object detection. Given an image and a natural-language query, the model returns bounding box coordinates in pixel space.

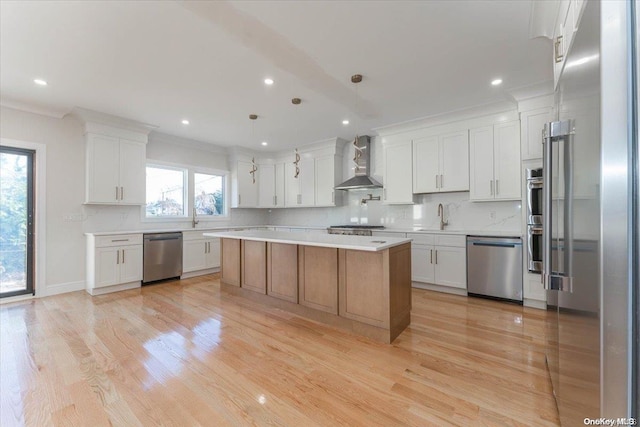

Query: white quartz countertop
[84,225,521,238]
[204,230,412,252]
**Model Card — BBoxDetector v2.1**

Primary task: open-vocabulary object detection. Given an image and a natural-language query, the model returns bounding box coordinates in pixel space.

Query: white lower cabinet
[86,234,143,295]
[408,233,467,291]
[182,231,221,275]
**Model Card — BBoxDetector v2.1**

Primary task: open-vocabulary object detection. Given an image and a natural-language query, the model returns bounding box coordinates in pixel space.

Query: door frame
[0,138,46,301]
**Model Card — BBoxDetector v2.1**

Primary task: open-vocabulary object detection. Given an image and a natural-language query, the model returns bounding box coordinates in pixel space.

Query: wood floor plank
[0,275,561,426]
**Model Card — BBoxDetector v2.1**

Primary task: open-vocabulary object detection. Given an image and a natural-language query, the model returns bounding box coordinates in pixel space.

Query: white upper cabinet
[469,126,495,200]
[275,163,285,208]
[235,160,258,208]
[258,162,286,208]
[520,107,554,160]
[470,121,521,201]
[258,163,276,207]
[383,138,414,204]
[412,136,439,193]
[85,133,146,204]
[413,130,469,194]
[285,157,314,207]
[493,121,521,200]
[315,155,338,206]
[298,157,315,207]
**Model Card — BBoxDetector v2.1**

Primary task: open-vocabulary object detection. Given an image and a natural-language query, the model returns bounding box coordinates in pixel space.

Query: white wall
[1,106,86,295]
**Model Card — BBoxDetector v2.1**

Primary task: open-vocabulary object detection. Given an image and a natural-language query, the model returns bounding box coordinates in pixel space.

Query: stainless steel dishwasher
[466,236,523,302]
[143,232,183,283]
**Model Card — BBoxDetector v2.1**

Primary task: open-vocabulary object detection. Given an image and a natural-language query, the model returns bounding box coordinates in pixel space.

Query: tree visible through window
[146,165,186,217]
[194,173,224,216]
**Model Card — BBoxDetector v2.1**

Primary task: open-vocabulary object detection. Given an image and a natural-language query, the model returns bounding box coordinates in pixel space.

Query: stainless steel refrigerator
[543,0,638,423]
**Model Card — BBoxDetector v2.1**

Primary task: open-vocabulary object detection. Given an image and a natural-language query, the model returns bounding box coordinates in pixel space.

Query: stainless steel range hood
[334,135,382,190]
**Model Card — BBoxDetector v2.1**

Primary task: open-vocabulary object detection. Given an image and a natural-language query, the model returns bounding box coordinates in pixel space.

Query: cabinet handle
[496,179,499,195]
[490,180,494,195]
[116,250,120,265]
[435,175,439,189]
[554,35,564,63]
[122,249,125,264]
[384,188,387,200]
[440,174,444,188]
[238,194,241,206]
[430,249,433,264]
[115,186,119,201]
[120,187,124,201]
[331,191,335,203]
[435,250,438,264]
[208,242,211,253]
[273,195,276,206]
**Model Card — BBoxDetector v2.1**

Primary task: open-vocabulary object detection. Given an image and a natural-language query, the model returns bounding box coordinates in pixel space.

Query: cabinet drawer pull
[120,187,124,200]
[496,180,499,195]
[121,249,125,263]
[111,239,129,242]
[430,249,433,264]
[435,175,439,189]
[115,186,119,201]
[435,250,438,264]
[116,251,120,265]
[490,180,494,195]
[440,174,444,188]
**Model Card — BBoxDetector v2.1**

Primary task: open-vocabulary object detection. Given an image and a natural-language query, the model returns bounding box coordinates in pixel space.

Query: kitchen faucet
[438,203,448,230]
[192,207,199,228]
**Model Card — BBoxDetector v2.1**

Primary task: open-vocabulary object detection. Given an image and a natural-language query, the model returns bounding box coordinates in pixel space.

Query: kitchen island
[204,230,412,343]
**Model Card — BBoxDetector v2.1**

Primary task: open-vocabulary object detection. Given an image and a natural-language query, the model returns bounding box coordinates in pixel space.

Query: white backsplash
[267,190,522,233]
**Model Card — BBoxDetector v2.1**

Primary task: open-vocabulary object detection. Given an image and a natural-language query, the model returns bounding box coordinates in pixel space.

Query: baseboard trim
[412,282,467,296]
[0,293,35,305]
[38,280,85,297]
[181,267,220,280]
[86,281,141,296]
[523,298,546,310]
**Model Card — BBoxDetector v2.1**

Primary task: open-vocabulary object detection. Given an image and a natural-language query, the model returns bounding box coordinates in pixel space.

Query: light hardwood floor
[0,275,560,426]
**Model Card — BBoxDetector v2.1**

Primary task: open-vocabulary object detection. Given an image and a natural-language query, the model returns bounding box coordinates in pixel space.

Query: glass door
[0,146,35,297]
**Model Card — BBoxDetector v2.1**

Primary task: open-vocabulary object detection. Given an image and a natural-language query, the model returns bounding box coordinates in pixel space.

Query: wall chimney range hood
[335,135,382,190]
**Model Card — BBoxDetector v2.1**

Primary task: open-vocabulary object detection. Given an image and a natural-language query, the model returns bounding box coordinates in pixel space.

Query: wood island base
[218,236,412,343]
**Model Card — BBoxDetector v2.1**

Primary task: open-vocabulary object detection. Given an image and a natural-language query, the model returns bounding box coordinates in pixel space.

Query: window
[146,165,186,217]
[145,164,228,220]
[194,172,225,216]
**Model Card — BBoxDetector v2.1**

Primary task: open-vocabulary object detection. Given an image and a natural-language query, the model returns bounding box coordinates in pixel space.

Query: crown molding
[373,100,517,137]
[69,107,157,136]
[0,97,71,119]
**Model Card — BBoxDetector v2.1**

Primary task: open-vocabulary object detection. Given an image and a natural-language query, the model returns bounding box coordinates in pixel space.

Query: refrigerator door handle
[542,120,574,293]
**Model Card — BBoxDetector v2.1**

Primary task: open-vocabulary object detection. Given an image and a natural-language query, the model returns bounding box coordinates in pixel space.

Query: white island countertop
[204,230,412,252]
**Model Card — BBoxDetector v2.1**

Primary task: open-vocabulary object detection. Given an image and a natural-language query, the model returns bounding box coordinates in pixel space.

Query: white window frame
[190,167,230,221]
[143,161,230,222]
[144,162,188,220]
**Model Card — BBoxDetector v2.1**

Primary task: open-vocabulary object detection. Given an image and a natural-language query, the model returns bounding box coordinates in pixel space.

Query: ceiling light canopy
[33,78,47,86]
[264,78,274,85]
[491,78,503,86]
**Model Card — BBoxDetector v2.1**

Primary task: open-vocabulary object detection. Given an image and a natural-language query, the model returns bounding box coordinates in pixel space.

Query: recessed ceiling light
[264,78,274,85]
[33,79,47,86]
[181,119,190,125]
[342,119,350,125]
[261,141,268,146]
[491,78,503,86]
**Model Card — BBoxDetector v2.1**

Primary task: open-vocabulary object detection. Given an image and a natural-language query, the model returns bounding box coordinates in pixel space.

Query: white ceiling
[0,0,552,151]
